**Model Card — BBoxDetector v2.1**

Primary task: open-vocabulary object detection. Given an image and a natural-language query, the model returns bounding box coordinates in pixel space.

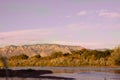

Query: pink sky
[0,0,120,49]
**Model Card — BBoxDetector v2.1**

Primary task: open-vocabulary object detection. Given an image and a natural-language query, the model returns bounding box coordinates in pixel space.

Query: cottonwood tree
[111,46,120,65]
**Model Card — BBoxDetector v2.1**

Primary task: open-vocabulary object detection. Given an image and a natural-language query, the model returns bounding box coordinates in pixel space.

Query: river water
[0,67,120,80]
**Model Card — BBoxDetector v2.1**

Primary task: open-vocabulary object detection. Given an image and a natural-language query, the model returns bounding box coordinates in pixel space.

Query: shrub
[111,46,120,65]
[71,49,87,55]
[50,52,63,58]
[86,50,111,59]
[9,54,28,60]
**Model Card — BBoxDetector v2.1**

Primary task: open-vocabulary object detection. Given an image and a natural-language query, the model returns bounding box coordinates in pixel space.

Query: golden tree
[111,46,120,65]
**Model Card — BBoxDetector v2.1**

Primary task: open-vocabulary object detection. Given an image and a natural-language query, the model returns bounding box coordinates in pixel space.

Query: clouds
[51,40,116,49]
[65,16,71,18]
[0,0,120,49]
[66,9,120,19]
[0,28,54,46]
[98,10,120,19]
[77,11,87,16]
[77,9,120,19]
[0,22,119,49]
[0,29,52,37]
[65,10,88,18]
[0,24,100,48]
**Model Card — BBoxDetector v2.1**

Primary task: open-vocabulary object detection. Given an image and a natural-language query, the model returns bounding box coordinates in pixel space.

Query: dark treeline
[0,46,120,67]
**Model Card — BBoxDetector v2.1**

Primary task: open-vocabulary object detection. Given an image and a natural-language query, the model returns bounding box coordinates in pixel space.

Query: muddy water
[0,67,120,80]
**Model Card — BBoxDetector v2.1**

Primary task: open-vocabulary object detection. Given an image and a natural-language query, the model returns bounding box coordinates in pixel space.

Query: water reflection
[0,69,75,80]
[0,67,120,80]
[111,70,120,74]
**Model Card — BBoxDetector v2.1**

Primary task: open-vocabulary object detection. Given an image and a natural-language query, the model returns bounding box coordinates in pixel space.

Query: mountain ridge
[0,44,85,57]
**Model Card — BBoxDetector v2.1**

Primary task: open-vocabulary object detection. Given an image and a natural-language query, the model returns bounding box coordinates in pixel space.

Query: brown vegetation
[0,45,120,67]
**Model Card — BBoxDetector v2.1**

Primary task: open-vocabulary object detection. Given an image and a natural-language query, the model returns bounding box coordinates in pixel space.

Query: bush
[50,52,63,58]
[9,54,28,60]
[93,50,109,59]
[83,50,111,59]
[71,49,87,55]
[111,46,120,65]
[0,56,8,68]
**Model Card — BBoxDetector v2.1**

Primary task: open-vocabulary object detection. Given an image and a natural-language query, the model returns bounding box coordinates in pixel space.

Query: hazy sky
[0,0,120,49]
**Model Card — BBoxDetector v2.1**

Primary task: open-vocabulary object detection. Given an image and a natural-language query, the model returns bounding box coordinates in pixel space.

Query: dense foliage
[50,51,63,58]
[0,46,120,67]
[111,46,120,65]
[9,54,29,60]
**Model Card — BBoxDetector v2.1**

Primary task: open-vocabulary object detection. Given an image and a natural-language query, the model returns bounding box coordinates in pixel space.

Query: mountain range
[0,44,85,57]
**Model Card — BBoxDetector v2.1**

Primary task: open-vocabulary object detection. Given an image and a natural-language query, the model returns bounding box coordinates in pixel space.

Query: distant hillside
[0,44,85,57]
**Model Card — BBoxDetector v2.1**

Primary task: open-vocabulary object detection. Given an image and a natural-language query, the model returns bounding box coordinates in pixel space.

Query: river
[0,67,120,80]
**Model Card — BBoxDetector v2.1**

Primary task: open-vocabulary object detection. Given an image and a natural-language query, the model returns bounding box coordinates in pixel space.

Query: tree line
[0,46,120,67]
